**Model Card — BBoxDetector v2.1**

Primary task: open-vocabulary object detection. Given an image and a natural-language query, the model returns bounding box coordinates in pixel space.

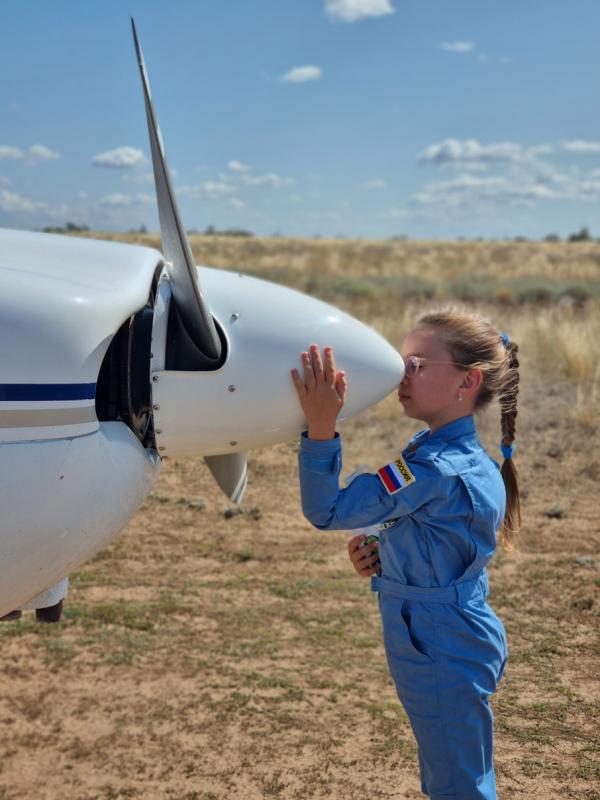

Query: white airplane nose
[150,269,405,457]
[130,20,404,461]
[286,305,405,424]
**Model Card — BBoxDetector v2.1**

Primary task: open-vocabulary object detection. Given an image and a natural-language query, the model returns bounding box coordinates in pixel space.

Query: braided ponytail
[498,340,521,548]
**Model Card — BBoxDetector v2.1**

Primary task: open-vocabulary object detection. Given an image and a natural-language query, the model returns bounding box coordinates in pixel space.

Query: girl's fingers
[351,539,379,570]
[296,346,344,411]
[359,551,380,570]
[348,535,380,577]
[360,561,381,577]
[351,550,380,577]
[310,345,324,381]
[348,533,366,555]
[323,346,336,386]
[290,368,306,396]
[335,371,347,404]
[301,351,315,389]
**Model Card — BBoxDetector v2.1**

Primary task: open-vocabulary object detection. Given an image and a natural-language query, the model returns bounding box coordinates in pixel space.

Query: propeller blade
[131,18,221,362]
[204,453,248,505]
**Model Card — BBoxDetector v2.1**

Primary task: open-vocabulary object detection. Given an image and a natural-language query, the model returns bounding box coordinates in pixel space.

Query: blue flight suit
[298,415,508,800]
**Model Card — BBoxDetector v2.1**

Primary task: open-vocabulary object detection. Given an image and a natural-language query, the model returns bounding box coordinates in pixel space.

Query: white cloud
[0,145,24,160]
[229,197,245,209]
[203,180,236,196]
[241,172,292,187]
[414,173,557,209]
[92,146,146,169]
[177,169,293,199]
[392,141,600,221]
[228,160,251,172]
[280,66,322,83]
[177,180,236,198]
[364,178,386,189]
[417,139,540,168]
[99,192,153,208]
[29,144,59,161]
[0,189,46,213]
[562,140,600,154]
[412,165,600,210]
[100,193,134,207]
[325,0,394,23]
[527,144,554,158]
[441,41,476,53]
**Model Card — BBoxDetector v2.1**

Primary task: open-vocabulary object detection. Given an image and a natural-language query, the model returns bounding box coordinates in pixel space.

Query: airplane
[0,20,405,618]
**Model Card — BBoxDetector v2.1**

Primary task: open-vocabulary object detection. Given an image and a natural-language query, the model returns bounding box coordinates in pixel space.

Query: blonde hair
[415,308,521,549]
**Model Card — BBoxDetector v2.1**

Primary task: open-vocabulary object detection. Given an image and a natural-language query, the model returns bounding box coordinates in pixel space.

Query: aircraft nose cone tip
[336,334,405,417]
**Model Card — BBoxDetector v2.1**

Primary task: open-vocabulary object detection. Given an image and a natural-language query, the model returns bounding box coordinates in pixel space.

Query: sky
[2,0,600,240]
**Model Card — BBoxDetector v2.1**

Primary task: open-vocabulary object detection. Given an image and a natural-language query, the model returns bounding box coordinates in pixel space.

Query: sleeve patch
[377,456,416,495]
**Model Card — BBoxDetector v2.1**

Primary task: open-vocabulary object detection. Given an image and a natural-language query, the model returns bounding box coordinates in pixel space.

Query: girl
[291,309,520,800]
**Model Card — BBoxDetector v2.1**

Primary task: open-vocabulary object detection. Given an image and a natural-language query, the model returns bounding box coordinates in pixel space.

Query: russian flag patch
[377,456,416,495]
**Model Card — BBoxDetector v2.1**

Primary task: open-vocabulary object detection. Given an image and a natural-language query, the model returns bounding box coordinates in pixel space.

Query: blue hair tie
[501,442,514,459]
[501,332,510,348]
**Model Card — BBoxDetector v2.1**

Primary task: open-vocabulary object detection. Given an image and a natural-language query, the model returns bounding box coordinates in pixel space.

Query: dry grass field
[1,236,599,799]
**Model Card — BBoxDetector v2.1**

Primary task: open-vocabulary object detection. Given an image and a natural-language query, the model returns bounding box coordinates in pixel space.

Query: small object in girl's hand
[362,534,379,546]
[361,533,379,557]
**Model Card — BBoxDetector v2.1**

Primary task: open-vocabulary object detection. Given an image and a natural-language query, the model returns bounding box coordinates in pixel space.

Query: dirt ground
[1,259,599,799]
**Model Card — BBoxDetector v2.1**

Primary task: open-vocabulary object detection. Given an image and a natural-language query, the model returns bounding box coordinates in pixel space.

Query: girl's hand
[347,533,381,578]
[291,345,347,440]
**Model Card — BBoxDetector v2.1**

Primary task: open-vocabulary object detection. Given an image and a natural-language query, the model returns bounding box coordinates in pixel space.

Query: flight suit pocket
[379,595,435,665]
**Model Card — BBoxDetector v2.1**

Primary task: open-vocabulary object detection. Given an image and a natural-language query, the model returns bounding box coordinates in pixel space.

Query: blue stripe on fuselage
[0,384,96,401]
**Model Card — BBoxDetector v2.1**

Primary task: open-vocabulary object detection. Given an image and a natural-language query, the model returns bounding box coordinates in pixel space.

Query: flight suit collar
[406,415,476,458]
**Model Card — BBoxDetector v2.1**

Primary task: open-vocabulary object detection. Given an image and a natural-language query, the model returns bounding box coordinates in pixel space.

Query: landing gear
[1,601,64,623]
[2,578,68,623]
[35,599,64,623]
[0,609,22,622]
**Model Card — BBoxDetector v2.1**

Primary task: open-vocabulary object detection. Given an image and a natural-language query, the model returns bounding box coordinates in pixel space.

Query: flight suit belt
[371,571,488,606]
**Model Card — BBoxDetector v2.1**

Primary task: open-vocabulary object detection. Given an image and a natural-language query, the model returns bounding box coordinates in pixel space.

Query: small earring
[458,392,463,402]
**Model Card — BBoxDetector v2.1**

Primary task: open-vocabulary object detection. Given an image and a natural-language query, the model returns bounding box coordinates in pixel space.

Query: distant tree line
[542,226,593,242]
[457,227,597,243]
[42,222,90,234]
[187,225,254,237]
[38,222,597,242]
[567,226,593,242]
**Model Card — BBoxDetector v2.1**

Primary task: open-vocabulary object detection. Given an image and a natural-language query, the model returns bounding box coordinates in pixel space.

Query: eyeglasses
[404,355,468,379]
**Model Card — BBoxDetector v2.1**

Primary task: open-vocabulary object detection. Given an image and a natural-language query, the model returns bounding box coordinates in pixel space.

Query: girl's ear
[461,369,483,393]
